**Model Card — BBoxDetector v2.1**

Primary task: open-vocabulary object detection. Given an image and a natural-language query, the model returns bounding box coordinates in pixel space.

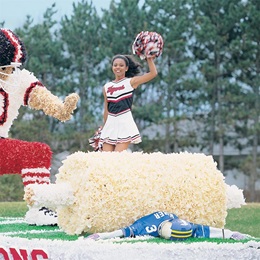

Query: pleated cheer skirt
[100,110,141,146]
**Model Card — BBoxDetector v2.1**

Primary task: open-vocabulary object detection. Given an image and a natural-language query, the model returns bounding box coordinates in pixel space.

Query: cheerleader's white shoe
[25,207,58,226]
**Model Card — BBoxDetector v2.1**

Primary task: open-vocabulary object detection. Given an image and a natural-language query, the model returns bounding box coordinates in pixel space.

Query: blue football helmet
[160,218,192,240]
[169,219,192,240]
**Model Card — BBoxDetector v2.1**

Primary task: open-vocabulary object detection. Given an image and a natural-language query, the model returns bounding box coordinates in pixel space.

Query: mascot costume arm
[0,28,79,226]
[28,87,79,122]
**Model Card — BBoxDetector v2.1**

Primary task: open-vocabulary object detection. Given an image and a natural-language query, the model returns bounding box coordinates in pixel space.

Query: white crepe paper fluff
[24,183,74,210]
[132,31,164,60]
[1,235,260,260]
[45,151,242,235]
[225,184,246,209]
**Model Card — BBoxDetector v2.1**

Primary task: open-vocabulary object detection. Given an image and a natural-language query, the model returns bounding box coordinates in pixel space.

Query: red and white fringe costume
[0,138,52,186]
[0,28,79,225]
[0,69,53,187]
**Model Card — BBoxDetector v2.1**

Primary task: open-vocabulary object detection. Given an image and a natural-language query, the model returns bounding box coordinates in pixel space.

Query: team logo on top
[107,85,125,95]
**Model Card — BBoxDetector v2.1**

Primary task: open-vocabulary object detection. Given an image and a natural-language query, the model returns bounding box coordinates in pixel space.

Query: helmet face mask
[0,63,22,93]
[159,221,172,239]
[159,219,193,241]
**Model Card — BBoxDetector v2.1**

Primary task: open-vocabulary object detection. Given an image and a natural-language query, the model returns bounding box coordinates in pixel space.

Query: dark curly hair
[0,29,27,66]
[112,54,142,78]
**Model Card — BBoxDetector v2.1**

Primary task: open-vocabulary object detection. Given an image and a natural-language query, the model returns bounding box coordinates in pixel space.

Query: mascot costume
[0,28,79,225]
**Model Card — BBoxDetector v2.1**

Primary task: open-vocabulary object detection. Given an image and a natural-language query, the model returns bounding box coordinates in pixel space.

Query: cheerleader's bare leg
[114,142,130,152]
[102,143,115,152]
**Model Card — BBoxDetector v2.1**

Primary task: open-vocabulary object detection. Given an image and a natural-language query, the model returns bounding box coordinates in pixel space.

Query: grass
[0,201,28,217]
[0,201,259,241]
[225,203,260,237]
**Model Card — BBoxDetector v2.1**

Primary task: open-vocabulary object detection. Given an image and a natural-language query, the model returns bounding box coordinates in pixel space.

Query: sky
[0,0,111,30]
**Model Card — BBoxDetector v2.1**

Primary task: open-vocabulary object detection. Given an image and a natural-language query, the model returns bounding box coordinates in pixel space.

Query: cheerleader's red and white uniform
[99,77,141,147]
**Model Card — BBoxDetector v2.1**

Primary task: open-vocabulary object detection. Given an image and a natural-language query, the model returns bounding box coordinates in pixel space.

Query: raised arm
[130,57,157,89]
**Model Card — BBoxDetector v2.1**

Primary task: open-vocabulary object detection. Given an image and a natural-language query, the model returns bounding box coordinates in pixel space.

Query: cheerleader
[96,31,163,152]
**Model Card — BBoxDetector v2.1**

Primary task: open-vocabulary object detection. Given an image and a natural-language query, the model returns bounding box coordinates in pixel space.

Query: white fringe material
[59,151,245,234]
[25,183,74,210]
[0,235,259,260]
[226,184,246,209]
[24,151,246,235]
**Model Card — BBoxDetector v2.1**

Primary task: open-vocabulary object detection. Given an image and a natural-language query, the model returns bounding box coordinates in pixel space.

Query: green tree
[141,0,200,153]
[231,0,260,201]
[60,0,104,150]
[10,5,73,152]
[192,0,248,172]
[101,0,148,56]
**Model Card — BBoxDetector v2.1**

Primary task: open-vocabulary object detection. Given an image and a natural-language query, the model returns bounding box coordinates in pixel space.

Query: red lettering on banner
[9,248,28,259]
[0,248,9,260]
[0,248,49,260]
[31,249,48,260]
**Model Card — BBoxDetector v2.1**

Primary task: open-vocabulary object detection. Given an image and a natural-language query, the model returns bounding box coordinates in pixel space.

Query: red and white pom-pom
[132,31,164,60]
[88,126,103,151]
